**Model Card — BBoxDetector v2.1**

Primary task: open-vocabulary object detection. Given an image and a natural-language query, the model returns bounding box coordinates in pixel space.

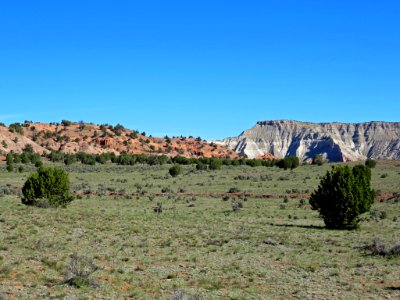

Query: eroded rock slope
[221,120,400,161]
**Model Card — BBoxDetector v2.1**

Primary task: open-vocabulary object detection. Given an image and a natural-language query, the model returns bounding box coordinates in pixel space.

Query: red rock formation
[256,153,275,160]
[0,122,239,159]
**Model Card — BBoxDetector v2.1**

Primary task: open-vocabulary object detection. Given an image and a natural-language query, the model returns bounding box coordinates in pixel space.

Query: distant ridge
[0,121,238,159]
[220,120,400,161]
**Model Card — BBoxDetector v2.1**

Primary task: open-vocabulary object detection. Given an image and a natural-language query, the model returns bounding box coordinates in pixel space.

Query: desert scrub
[357,239,400,257]
[61,253,100,288]
[0,161,398,299]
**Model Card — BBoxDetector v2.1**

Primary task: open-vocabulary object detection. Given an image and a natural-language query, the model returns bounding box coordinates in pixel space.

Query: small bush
[153,202,163,213]
[365,158,377,168]
[209,159,222,170]
[222,195,230,201]
[232,201,243,212]
[312,154,325,166]
[161,187,173,193]
[61,253,100,288]
[369,209,387,221]
[6,164,14,172]
[22,167,74,207]
[169,165,182,177]
[173,289,205,300]
[228,187,240,193]
[61,120,73,126]
[196,162,208,171]
[357,239,400,257]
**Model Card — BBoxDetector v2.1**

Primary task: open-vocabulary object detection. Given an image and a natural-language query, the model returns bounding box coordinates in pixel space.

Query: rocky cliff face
[221,120,400,161]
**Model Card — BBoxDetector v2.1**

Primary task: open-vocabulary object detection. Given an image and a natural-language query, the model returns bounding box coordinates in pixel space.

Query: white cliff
[221,120,400,161]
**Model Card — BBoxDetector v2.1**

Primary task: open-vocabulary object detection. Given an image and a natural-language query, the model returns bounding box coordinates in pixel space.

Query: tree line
[5,148,301,170]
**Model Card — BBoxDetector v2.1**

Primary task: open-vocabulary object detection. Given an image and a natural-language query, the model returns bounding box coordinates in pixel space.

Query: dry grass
[0,161,399,299]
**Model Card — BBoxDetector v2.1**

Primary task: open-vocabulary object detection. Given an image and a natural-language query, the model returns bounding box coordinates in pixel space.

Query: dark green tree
[35,160,43,168]
[64,155,77,165]
[196,162,208,170]
[21,152,30,164]
[365,158,377,168]
[13,153,21,164]
[23,144,34,153]
[61,120,73,126]
[22,167,74,207]
[289,156,300,169]
[169,165,182,177]
[6,164,14,172]
[276,158,292,170]
[310,165,375,229]
[246,159,262,167]
[6,152,14,165]
[209,158,222,170]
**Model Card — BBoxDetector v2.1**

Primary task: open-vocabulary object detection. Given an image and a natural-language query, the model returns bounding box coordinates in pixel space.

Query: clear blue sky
[0,1,399,140]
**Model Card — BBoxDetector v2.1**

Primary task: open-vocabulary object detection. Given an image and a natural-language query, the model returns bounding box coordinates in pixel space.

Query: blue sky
[0,1,399,140]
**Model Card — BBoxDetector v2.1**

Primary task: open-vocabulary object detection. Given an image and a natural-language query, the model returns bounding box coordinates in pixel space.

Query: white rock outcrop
[220,120,400,161]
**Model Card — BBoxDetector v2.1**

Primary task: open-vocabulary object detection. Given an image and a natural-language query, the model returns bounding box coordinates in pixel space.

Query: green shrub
[35,161,43,168]
[22,167,74,207]
[9,123,24,135]
[365,158,376,168]
[61,120,73,126]
[6,164,14,172]
[209,159,222,170]
[228,187,240,193]
[169,165,182,177]
[23,144,34,153]
[310,165,375,229]
[312,154,325,166]
[276,156,299,170]
[6,152,13,165]
[196,162,208,170]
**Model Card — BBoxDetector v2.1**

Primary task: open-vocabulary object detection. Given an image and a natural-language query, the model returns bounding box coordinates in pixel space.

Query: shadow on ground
[267,222,325,230]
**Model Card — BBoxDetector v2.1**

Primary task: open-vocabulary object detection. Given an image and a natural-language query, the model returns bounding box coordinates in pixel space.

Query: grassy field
[0,161,399,299]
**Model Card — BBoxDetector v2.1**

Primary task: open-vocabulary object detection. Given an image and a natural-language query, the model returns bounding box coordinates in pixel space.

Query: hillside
[220,120,400,161]
[0,121,238,159]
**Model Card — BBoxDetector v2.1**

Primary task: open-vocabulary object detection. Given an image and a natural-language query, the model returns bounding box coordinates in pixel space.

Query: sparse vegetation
[8,122,24,135]
[0,159,398,299]
[357,239,400,257]
[61,253,100,288]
